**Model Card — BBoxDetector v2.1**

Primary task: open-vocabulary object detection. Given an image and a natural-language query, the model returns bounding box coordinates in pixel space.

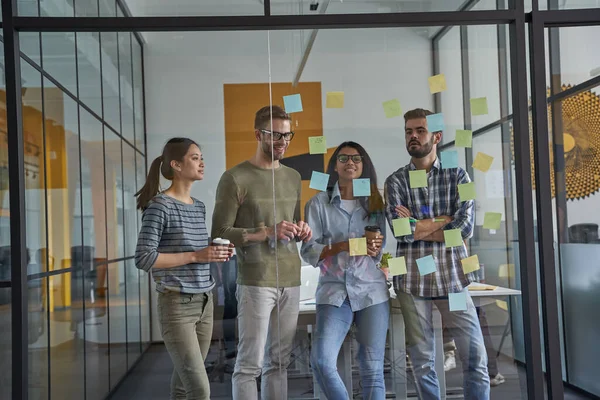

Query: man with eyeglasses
[212,105,312,400]
[384,108,490,399]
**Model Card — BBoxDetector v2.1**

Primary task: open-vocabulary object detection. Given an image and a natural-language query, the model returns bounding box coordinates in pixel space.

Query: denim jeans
[157,290,214,400]
[232,285,300,400]
[311,298,390,400]
[397,291,490,400]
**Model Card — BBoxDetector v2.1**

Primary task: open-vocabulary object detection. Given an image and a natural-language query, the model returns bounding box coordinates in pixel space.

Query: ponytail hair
[135,137,199,210]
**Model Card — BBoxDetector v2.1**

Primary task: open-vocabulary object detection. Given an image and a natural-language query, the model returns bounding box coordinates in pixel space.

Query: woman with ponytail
[135,138,233,400]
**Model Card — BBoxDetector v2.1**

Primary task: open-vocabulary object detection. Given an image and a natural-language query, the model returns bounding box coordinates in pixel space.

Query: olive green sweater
[211,161,302,287]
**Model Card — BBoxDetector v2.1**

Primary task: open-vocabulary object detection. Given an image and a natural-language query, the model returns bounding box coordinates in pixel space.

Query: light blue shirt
[301,183,389,311]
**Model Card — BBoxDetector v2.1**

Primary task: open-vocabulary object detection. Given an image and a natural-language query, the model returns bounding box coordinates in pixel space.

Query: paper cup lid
[212,238,230,245]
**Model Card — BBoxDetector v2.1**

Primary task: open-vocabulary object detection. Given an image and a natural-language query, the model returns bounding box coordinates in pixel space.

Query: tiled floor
[109,343,593,399]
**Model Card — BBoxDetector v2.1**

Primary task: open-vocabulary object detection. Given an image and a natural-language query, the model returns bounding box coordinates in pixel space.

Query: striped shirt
[384,157,476,298]
[135,193,214,294]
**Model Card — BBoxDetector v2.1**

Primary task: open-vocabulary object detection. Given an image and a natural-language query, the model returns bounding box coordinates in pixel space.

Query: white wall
[144,28,433,340]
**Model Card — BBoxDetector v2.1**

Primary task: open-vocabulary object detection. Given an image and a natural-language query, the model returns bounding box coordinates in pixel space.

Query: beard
[262,141,285,161]
[407,137,435,158]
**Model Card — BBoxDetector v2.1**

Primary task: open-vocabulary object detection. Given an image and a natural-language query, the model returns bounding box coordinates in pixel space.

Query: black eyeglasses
[337,154,364,164]
[259,129,295,141]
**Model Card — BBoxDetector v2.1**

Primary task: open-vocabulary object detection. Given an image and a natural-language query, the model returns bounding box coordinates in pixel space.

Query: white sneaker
[444,351,456,372]
[490,373,505,387]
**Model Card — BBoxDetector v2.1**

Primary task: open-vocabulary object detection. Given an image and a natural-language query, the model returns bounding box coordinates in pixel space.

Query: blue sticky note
[449,291,468,311]
[426,113,445,133]
[352,178,371,197]
[309,171,329,192]
[416,255,437,276]
[440,150,458,169]
[283,94,303,113]
[421,205,431,216]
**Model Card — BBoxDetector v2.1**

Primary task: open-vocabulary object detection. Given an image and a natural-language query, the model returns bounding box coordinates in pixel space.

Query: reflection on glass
[42,33,78,96]
[28,277,48,399]
[105,131,124,260]
[76,0,100,17]
[124,0,264,16]
[21,61,48,275]
[132,39,145,151]
[125,258,141,366]
[0,288,10,400]
[119,32,135,144]
[438,26,464,144]
[101,32,121,133]
[108,260,127,387]
[77,32,103,116]
[135,152,151,347]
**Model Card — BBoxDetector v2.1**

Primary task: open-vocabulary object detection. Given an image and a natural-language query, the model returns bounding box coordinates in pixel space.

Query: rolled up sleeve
[300,198,326,268]
[443,168,474,240]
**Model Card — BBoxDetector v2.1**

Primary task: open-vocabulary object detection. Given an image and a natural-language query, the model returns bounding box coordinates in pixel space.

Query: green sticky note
[389,257,407,276]
[349,237,367,256]
[393,218,412,237]
[461,254,480,274]
[455,130,473,148]
[382,99,402,118]
[409,170,427,188]
[444,229,463,248]
[471,97,489,116]
[483,212,502,230]
[308,136,327,154]
[458,182,476,202]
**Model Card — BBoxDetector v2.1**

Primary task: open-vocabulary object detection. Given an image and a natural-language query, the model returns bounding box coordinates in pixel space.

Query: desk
[297,283,521,400]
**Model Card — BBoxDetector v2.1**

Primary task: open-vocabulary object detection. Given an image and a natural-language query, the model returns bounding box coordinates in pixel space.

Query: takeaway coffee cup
[212,238,230,248]
[364,226,381,243]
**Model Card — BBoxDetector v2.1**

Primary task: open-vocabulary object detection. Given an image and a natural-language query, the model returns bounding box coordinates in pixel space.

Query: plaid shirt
[384,157,476,298]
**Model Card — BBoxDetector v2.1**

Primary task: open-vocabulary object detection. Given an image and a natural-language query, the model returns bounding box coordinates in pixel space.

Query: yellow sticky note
[392,218,412,237]
[471,97,489,116]
[428,74,447,94]
[499,263,515,278]
[458,182,476,202]
[326,91,345,108]
[382,99,402,118]
[483,212,502,230]
[389,257,407,276]
[308,136,327,154]
[444,229,463,248]
[409,170,427,188]
[461,254,481,274]
[455,130,473,148]
[472,152,494,172]
[349,237,367,256]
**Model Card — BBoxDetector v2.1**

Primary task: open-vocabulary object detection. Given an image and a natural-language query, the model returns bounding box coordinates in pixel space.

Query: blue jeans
[397,291,490,400]
[311,298,389,400]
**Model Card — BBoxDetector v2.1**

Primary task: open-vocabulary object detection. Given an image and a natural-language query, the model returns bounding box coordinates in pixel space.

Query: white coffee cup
[212,238,230,247]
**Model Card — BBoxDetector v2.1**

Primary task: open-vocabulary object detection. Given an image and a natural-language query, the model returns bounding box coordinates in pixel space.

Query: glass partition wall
[2,1,600,400]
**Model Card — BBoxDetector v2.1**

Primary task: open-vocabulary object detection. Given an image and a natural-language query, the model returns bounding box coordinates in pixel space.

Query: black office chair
[568,223,599,243]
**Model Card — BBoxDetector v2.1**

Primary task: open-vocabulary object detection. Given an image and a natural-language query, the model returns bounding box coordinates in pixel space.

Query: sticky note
[352,178,371,197]
[283,94,303,113]
[389,257,407,276]
[483,212,502,230]
[428,74,447,94]
[392,218,412,237]
[440,150,458,169]
[444,229,463,248]
[472,152,494,173]
[455,130,473,148]
[382,99,402,118]
[416,255,437,276]
[326,91,344,108]
[461,254,480,274]
[449,291,468,311]
[458,182,476,202]
[349,237,367,256]
[308,136,327,154]
[470,97,489,116]
[498,263,515,278]
[309,171,329,192]
[426,113,445,133]
[409,170,427,188]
